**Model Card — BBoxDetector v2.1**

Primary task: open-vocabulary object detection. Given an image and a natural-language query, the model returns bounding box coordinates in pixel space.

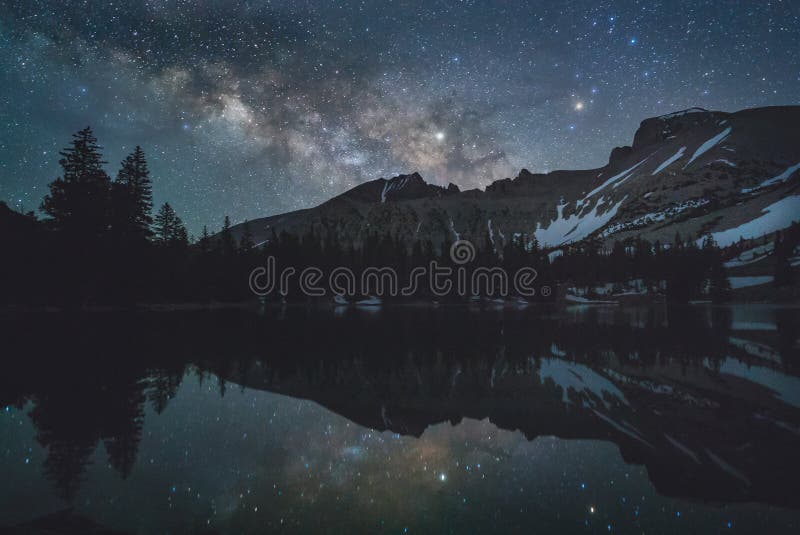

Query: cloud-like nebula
[1,0,798,232]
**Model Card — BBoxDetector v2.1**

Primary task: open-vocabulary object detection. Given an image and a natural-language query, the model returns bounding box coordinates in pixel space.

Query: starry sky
[1,1,799,234]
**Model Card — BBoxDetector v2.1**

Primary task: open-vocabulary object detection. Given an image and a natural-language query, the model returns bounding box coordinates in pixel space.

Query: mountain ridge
[231,105,800,254]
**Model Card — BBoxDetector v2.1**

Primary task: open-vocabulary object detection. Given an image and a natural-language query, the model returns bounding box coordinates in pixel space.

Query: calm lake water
[1,304,799,533]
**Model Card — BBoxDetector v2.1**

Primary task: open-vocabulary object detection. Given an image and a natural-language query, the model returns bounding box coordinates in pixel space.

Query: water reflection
[1,305,799,532]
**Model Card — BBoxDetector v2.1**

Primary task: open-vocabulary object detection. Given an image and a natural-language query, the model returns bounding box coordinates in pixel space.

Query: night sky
[1,1,799,234]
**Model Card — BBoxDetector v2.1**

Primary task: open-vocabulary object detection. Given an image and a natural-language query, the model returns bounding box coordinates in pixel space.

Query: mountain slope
[231,106,800,253]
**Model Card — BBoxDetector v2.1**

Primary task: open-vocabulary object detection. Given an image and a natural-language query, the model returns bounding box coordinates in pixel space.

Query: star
[0,0,795,235]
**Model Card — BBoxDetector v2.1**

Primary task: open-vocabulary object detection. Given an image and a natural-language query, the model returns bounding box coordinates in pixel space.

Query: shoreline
[2,298,800,313]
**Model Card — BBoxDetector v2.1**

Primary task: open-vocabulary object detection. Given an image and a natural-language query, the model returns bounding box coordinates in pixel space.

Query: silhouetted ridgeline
[1,127,798,306]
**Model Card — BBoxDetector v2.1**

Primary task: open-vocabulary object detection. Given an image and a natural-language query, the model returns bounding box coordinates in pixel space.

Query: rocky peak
[632,108,728,149]
[608,146,633,166]
[383,172,452,202]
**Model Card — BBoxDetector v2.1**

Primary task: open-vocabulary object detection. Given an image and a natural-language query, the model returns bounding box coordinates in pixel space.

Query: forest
[1,127,797,306]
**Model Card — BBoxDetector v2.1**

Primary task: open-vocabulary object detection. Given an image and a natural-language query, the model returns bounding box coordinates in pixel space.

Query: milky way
[1,1,798,233]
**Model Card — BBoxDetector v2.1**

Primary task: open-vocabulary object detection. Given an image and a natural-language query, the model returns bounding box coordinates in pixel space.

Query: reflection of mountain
[209,307,800,508]
[2,306,799,507]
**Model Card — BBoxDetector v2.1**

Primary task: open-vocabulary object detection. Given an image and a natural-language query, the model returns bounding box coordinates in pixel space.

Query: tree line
[1,127,796,306]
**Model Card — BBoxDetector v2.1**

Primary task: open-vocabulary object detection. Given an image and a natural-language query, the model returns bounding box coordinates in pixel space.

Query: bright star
[574,101,584,111]
[435,131,445,141]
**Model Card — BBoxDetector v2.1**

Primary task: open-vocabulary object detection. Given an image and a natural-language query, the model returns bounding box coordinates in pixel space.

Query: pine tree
[218,215,236,257]
[774,231,795,287]
[153,203,188,247]
[703,236,731,301]
[239,219,255,252]
[114,146,153,240]
[41,127,112,238]
[198,225,211,255]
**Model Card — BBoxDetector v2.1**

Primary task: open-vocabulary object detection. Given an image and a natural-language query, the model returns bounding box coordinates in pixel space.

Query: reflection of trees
[4,306,796,501]
[147,367,184,415]
[21,365,184,500]
[776,309,800,374]
[29,394,99,500]
[27,372,147,499]
[103,377,147,479]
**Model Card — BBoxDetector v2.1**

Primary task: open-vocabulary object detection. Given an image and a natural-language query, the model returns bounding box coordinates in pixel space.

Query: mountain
[231,106,800,253]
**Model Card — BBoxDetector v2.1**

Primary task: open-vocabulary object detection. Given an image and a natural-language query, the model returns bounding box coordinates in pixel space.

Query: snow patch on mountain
[487,219,495,246]
[699,195,800,247]
[535,196,626,247]
[658,107,707,120]
[583,158,648,200]
[723,242,774,268]
[380,175,410,202]
[449,219,460,241]
[729,276,774,289]
[602,198,708,237]
[741,161,800,194]
[652,146,686,174]
[684,127,732,168]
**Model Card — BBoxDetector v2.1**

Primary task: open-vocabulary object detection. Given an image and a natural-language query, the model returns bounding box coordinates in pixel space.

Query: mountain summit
[232,106,800,252]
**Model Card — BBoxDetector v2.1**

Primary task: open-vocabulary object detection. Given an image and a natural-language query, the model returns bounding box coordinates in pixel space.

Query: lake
[1,304,799,533]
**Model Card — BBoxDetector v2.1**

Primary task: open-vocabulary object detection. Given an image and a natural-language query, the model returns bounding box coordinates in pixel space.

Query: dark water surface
[1,304,799,533]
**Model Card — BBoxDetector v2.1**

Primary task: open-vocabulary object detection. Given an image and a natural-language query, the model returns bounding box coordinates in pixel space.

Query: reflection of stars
[439,472,447,482]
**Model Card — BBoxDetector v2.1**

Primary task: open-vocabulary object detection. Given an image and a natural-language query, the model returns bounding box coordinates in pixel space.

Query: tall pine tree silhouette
[218,215,236,258]
[238,219,255,252]
[41,127,112,239]
[153,202,188,247]
[114,146,153,241]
